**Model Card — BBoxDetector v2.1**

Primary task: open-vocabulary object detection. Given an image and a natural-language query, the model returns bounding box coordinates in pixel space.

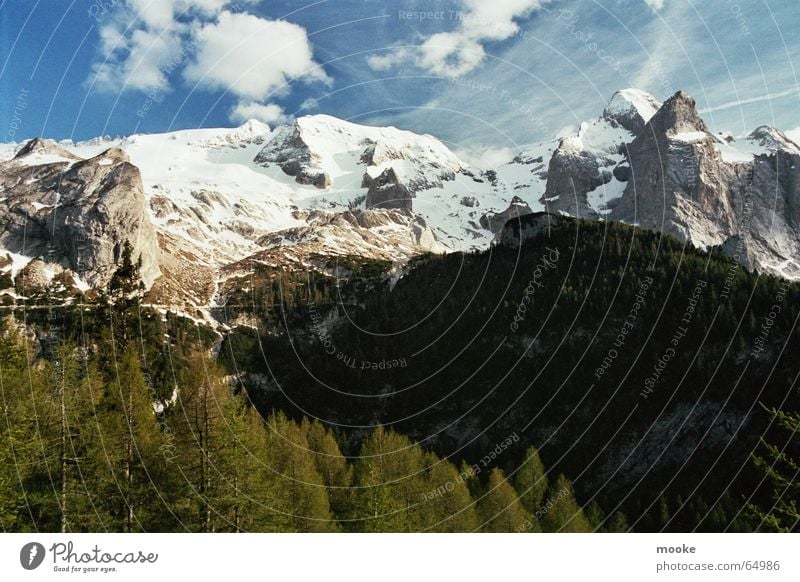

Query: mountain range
[2,88,800,317]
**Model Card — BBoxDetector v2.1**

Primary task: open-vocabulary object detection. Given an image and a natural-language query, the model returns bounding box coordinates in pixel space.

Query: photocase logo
[20,542,46,570]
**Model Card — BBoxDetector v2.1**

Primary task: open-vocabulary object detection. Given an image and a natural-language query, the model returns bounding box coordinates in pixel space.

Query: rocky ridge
[2,88,800,316]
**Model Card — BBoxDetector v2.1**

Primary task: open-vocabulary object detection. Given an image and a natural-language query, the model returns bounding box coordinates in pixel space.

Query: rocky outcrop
[0,143,161,288]
[13,138,80,161]
[253,122,332,189]
[363,168,414,211]
[254,208,440,263]
[610,91,739,245]
[495,211,569,246]
[608,91,800,279]
[540,136,615,218]
[480,196,533,233]
[253,115,462,193]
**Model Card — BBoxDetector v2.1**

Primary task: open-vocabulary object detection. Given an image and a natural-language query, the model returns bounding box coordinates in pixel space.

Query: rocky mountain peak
[646,90,709,138]
[91,147,130,164]
[747,125,800,154]
[14,138,78,161]
[0,143,160,290]
[603,88,662,134]
[235,118,271,137]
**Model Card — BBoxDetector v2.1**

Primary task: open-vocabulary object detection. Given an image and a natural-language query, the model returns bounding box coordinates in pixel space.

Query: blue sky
[1,0,799,158]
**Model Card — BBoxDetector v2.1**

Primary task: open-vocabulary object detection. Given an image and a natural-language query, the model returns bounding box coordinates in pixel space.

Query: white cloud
[230,101,287,125]
[90,0,243,93]
[418,33,486,77]
[92,26,187,92]
[369,0,549,77]
[455,145,515,168]
[183,11,329,101]
[126,0,179,30]
[88,1,326,128]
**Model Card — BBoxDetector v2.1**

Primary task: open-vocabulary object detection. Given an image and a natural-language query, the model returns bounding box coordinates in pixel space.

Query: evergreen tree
[747,406,800,532]
[206,392,285,532]
[0,323,34,530]
[171,353,228,532]
[107,239,143,346]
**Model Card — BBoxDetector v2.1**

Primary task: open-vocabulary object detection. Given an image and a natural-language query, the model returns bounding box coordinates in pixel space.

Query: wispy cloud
[368,0,551,78]
[699,87,800,114]
[644,0,666,12]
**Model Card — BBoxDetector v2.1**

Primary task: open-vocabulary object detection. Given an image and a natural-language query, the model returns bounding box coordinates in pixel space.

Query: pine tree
[12,349,66,531]
[0,323,33,530]
[108,239,143,346]
[747,406,800,532]
[171,353,228,532]
[206,392,285,532]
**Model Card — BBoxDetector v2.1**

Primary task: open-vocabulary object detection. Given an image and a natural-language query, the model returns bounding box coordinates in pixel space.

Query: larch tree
[421,452,480,532]
[305,419,352,523]
[540,474,592,533]
[514,446,548,516]
[93,344,166,532]
[264,412,335,532]
[477,468,532,532]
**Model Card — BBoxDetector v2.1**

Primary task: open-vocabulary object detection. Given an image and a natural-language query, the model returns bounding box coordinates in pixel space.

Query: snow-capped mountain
[0,113,525,307]
[2,88,800,313]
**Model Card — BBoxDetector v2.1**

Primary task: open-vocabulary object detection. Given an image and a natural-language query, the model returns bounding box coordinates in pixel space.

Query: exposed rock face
[253,114,462,192]
[254,208,441,263]
[480,196,533,233]
[613,163,631,182]
[0,143,161,288]
[363,168,414,211]
[610,91,738,245]
[609,91,800,279]
[495,212,569,246]
[253,122,332,188]
[13,138,80,161]
[14,259,65,292]
[4,89,800,312]
[536,92,653,219]
[541,136,615,218]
